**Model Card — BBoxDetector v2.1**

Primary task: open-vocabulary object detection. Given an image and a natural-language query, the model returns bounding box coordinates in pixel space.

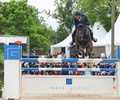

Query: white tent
[96,15,120,46]
[91,22,108,57]
[96,15,120,58]
[51,27,74,58]
[51,34,72,48]
[51,33,72,58]
[92,22,108,46]
[51,22,108,58]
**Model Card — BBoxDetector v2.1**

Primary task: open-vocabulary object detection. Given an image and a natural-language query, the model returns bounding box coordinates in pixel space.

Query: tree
[43,0,79,42]
[53,0,78,34]
[56,24,68,43]
[77,0,120,31]
[0,47,4,92]
[0,0,56,54]
[45,0,78,35]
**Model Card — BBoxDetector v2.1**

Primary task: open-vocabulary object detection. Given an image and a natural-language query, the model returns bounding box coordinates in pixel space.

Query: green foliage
[116,0,120,6]
[0,80,2,89]
[51,0,78,34]
[56,24,68,43]
[0,47,4,91]
[0,0,56,54]
[43,0,78,42]
[0,47,4,71]
[78,0,120,31]
[30,33,49,54]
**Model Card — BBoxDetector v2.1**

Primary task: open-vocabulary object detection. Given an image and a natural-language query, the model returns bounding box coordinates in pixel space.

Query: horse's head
[76,24,87,41]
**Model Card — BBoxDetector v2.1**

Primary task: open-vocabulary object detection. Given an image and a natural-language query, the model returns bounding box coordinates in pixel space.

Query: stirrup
[69,41,74,45]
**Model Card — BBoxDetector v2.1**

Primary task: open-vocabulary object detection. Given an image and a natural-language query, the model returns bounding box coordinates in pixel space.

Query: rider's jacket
[74,14,90,30]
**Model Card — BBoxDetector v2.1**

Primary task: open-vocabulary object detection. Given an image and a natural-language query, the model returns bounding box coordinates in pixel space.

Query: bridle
[77,24,87,37]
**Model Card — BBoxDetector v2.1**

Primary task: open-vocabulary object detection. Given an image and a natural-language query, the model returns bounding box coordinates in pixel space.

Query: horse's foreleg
[85,48,90,59]
[85,48,88,57]
[82,50,85,58]
[75,42,79,57]
[85,42,90,57]
[76,42,82,57]
[75,42,79,52]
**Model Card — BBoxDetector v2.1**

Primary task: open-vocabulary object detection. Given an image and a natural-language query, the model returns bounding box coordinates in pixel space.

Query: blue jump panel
[101,59,119,63]
[100,68,115,71]
[62,68,77,71]
[22,58,39,62]
[23,68,39,71]
[62,58,78,63]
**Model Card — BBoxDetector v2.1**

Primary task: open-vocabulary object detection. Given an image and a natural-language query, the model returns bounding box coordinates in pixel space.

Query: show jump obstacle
[3,45,120,99]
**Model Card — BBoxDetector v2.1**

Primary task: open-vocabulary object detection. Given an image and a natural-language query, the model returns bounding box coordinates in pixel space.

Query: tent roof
[51,33,72,48]
[92,22,108,46]
[51,26,75,48]
[96,15,120,46]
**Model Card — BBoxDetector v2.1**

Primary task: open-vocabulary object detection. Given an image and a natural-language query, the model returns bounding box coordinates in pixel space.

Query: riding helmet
[74,10,81,16]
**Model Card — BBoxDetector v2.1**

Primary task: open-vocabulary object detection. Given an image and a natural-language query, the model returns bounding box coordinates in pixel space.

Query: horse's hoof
[78,55,82,58]
[85,56,89,59]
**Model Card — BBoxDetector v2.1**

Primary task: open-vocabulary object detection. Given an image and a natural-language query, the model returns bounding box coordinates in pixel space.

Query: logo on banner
[66,78,72,85]
[4,45,22,60]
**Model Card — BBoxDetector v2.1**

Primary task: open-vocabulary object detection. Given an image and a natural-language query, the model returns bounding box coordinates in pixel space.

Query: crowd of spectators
[47,52,66,58]
[22,61,116,76]
[22,52,116,76]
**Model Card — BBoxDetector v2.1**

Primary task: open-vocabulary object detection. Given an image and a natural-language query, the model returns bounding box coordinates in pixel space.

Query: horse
[75,24,93,58]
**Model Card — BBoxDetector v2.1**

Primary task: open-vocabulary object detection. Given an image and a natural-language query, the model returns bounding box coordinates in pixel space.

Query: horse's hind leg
[85,42,90,58]
[75,42,79,51]
[88,53,91,58]
[82,50,85,58]
[85,48,88,58]
[75,42,79,57]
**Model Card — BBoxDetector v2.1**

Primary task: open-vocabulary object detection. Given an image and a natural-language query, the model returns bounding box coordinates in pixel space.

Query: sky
[0,0,59,30]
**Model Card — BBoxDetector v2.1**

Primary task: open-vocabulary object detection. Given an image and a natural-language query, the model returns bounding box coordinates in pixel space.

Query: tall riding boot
[90,31,97,42]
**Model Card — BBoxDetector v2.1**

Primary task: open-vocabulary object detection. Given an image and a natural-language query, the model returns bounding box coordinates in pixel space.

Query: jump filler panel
[4,45,21,60]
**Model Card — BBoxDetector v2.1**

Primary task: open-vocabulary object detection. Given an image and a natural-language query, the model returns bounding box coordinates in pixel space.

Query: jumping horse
[75,24,93,58]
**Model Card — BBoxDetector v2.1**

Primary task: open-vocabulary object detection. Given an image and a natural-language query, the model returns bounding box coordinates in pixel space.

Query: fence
[3,45,120,99]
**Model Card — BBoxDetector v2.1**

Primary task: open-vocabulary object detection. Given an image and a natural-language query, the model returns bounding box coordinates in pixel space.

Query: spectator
[108,63,116,76]
[22,60,116,76]
[29,62,35,74]
[61,62,69,75]
[62,52,65,58]
[47,53,52,58]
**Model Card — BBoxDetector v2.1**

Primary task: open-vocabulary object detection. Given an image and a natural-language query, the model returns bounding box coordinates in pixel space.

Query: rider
[70,10,97,45]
